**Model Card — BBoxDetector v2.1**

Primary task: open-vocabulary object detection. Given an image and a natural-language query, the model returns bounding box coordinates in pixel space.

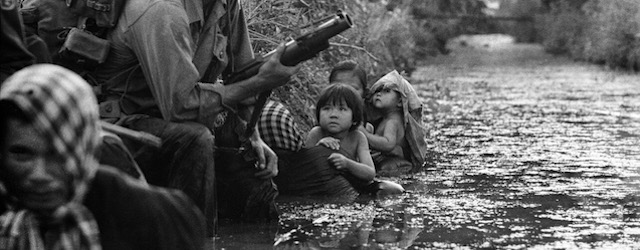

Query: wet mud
[216,34,640,249]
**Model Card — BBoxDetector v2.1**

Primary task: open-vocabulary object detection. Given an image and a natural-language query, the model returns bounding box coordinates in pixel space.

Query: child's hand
[365,122,374,133]
[359,123,374,134]
[328,153,348,171]
[317,137,340,150]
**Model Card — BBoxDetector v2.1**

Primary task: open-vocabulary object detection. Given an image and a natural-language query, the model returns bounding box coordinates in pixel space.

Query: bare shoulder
[377,113,403,130]
[342,130,368,154]
[308,126,323,136]
[388,112,404,123]
[305,126,323,146]
[352,130,370,147]
[354,129,368,141]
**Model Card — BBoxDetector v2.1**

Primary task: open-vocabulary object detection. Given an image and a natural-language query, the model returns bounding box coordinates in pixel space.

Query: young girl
[306,84,404,196]
[305,83,376,186]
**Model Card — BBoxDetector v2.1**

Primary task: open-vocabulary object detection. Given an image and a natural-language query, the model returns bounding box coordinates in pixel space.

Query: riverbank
[535,0,640,71]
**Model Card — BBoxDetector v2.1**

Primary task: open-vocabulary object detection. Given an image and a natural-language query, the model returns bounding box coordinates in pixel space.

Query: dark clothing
[24,33,51,63]
[92,0,227,125]
[20,0,77,63]
[117,116,217,235]
[85,166,205,250]
[194,0,280,222]
[0,0,35,83]
[215,114,279,220]
[274,146,359,200]
[98,131,146,180]
[372,153,413,177]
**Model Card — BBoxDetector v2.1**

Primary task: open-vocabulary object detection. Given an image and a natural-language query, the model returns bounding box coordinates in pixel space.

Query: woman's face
[1,118,70,213]
[332,71,365,98]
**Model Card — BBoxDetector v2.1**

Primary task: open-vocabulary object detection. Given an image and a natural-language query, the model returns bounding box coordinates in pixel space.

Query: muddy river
[215,35,640,249]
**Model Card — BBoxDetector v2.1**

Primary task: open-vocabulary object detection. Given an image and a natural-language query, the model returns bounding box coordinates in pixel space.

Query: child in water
[306,83,376,184]
[360,70,427,175]
[307,84,404,195]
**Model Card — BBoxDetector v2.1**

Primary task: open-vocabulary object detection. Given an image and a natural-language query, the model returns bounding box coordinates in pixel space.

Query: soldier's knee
[182,122,215,150]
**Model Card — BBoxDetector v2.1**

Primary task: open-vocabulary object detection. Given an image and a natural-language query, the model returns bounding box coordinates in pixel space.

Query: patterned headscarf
[0,64,101,250]
[370,70,428,169]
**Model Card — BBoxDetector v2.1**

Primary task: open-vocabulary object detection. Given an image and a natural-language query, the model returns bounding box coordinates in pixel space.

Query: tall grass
[537,0,640,70]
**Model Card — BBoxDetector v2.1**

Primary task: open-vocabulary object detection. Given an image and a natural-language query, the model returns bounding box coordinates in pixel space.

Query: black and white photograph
[1,0,639,249]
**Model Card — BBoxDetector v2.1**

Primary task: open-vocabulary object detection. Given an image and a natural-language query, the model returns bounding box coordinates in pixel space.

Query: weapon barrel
[100,121,162,148]
[228,12,353,83]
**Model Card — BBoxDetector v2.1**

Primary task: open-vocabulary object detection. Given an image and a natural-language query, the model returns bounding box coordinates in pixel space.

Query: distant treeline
[536,0,640,71]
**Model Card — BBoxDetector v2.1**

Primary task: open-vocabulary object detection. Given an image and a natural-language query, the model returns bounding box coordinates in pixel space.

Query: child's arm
[327,131,375,182]
[361,115,404,152]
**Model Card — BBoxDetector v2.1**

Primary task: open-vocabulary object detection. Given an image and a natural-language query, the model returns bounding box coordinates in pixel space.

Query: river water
[216,35,640,249]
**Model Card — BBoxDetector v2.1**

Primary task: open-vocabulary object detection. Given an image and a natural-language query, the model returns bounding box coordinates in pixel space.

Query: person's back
[85,166,204,249]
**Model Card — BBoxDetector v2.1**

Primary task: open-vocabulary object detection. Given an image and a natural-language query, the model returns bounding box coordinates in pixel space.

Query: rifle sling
[242,90,271,139]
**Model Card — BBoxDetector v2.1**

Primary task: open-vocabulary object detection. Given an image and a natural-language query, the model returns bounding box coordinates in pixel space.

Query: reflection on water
[216,36,640,249]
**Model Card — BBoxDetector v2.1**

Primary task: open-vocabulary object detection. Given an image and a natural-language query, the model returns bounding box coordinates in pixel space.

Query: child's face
[332,71,365,98]
[319,100,354,135]
[371,87,401,110]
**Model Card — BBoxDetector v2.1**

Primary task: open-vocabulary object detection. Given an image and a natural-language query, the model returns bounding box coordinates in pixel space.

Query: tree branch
[329,42,381,61]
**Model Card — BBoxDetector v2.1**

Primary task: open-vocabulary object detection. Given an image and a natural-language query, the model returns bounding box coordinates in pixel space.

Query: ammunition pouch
[58,27,110,68]
[99,99,122,119]
[66,0,125,28]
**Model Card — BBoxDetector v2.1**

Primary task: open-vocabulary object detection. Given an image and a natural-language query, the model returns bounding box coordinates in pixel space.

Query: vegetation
[240,0,487,132]
[536,0,640,70]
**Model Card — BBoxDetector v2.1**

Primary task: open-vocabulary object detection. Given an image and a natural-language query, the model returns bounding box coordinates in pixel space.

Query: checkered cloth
[0,64,101,250]
[258,101,304,152]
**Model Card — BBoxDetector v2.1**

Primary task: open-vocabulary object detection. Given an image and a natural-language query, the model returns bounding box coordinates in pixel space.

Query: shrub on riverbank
[241,0,487,131]
[537,0,640,70]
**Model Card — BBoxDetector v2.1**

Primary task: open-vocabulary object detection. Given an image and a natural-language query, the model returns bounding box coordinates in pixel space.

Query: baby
[360,70,427,175]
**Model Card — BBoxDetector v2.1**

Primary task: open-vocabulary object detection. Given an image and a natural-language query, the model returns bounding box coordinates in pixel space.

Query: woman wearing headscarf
[0,64,205,250]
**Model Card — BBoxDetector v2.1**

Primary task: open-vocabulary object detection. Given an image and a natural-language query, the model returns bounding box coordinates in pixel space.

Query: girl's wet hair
[329,60,368,96]
[315,84,364,131]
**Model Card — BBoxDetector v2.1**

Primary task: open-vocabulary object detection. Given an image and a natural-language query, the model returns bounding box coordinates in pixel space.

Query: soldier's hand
[251,135,278,179]
[256,43,300,90]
